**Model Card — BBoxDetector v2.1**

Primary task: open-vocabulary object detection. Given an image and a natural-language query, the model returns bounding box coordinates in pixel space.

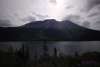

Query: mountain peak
[22,19,94,31]
[22,19,58,28]
[44,19,57,22]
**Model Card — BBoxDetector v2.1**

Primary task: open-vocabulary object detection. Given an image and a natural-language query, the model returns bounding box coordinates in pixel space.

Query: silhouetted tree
[53,48,58,67]
[16,44,30,66]
[54,47,57,57]
[8,46,14,54]
[34,49,38,67]
[7,46,16,65]
[43,42,49,58]
[74,51,79,57]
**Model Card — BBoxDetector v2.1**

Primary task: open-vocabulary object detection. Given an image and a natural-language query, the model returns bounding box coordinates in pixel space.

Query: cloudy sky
[0,0,100,30]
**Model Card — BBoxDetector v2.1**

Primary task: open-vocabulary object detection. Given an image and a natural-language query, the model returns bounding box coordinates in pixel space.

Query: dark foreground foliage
[0,44,100,67]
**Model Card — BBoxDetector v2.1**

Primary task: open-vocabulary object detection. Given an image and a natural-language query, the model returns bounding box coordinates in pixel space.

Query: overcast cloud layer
[0,0,100,30]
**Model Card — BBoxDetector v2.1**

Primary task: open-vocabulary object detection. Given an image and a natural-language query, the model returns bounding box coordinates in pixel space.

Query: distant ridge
[0,19,100,41]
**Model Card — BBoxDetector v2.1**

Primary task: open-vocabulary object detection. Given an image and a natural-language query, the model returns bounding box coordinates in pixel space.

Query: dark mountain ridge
[0,19,100,41]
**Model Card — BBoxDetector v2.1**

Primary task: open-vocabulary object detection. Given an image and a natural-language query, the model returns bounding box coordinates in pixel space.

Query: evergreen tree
[74,51,79,57]
[8,46,14,63]
[43,41,49,58]
[34,49,38,61]
[16,44,30,65]
[53,48,58,67]
[8,45,14,55]
[54,47,57,57]
[34,49,38,67]
[24,45,30,67]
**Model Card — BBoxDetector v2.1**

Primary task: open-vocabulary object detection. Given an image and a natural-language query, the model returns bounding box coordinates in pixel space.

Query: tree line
[0,43,100,67]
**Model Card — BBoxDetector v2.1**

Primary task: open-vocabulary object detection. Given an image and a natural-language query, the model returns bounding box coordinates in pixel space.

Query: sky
[0,0,100,30]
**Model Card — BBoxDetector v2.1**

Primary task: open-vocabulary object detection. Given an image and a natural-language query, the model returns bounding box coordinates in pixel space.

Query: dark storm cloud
[87,0,100,11]
[66,6,74,9]
[0,19,12,27]
[82,21,90,28]
[49,0,57,4]
[22,11,48,22]
[22,16,36,22]
[63,14,82,23]
[88,12,99,17]
[65,15,81,20]
[32,12,48,20]
[87,5,100,17]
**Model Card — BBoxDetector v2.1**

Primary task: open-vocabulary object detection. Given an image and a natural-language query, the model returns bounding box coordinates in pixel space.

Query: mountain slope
[0,19,100,41]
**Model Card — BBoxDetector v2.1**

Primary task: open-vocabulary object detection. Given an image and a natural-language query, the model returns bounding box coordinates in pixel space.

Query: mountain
[0,19,100,41]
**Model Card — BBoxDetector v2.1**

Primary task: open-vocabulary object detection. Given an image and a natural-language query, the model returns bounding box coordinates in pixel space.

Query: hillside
[0,19,100,41]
